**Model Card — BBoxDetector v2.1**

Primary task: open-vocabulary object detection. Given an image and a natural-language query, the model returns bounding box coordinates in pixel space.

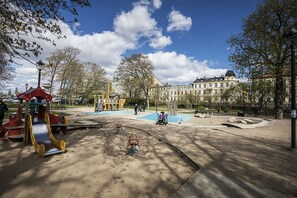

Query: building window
[215,83,217,87]
[204,84,206,88]
[221,83,223,87]
[199,84,201,88]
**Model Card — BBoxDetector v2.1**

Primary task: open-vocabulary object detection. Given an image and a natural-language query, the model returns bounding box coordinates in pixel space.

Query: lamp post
[25,83,28,91]
[36,60,45,87]
[284,28,297,150]
[155,84,159,113]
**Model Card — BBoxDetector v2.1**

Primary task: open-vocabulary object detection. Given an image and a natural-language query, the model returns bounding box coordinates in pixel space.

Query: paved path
[66,108,297,197]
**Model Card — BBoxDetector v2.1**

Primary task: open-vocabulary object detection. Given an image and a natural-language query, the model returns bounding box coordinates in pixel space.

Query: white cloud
[113,2,171,49]
[153,0,162,9]
[149,34,172,49]
[167,10,192,32]
[114,5,157,42]
[133,0,162,10]
[3,1,223,94]
[147,51,227,85]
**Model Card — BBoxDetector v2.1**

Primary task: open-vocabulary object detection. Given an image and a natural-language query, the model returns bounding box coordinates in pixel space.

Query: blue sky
[6,0,263,93]
[72,0,262,68]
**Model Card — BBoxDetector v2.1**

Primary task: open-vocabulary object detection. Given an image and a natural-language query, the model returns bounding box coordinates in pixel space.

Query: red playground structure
[0,86,68,145]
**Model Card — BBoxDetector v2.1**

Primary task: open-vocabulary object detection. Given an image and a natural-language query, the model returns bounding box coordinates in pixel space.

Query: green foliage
[116,54,155,101]
[227,0,297,118]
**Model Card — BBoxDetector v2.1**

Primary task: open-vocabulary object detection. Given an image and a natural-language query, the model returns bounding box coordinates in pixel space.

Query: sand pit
[0,124,197,198]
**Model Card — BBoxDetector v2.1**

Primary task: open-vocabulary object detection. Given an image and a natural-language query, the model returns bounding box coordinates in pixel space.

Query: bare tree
[0,47,15,89]
[59,60,84,103]
[44,48,69,95]
[52,47,81,98]
[44,47,108,103]
[79,62,106,103]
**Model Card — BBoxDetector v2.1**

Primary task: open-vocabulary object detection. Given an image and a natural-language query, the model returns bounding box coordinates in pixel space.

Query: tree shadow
[0,118,198,198]
[129,121,297,197]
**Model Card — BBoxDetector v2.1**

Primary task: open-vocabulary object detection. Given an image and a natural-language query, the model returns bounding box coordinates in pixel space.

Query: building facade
[149,70,239,104]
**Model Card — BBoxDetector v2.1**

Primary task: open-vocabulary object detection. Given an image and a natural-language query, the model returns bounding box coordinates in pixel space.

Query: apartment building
[149,70,239,103]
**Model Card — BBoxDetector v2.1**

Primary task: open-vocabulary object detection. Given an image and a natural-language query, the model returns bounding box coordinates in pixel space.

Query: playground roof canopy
[17,86,52,102]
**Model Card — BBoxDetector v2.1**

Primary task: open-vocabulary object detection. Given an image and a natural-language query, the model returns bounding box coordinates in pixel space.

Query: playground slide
[29,113,66,157]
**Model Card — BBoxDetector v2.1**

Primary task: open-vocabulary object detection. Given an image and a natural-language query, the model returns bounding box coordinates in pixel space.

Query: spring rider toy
[115,121,122,134]
[126,132,140,156]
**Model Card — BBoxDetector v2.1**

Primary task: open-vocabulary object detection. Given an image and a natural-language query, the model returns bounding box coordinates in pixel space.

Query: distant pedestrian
[0,97,9,126]
[143,102,146,112]
[134,103,138,115]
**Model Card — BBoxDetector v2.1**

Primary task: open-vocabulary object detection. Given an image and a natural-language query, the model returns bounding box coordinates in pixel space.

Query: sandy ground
[0,118,196,198]
[1,107,296,197]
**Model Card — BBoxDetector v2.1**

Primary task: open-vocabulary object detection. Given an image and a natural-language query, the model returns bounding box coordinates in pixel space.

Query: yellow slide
[29,113,66,157]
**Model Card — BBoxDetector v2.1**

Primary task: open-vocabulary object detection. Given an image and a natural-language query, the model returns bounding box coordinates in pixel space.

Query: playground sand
[1,107,296,197]
[0,124,196,198]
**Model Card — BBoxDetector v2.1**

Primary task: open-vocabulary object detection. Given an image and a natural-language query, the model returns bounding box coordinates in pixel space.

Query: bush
[125,98,146,107]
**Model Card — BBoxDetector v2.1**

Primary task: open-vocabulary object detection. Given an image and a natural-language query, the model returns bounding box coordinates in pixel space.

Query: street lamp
[284,28,297,150]
[25,83,28,91]
[36,60,45,87]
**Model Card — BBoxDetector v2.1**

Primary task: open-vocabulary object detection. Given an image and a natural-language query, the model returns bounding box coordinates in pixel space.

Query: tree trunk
[146,98,150,109]
[274,75,285,119]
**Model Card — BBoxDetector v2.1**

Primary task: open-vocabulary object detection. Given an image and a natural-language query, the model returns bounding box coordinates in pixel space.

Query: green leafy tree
[116,54,155,107]
[227,0,297,119]
[120,77,139,98]
[184,93,195,108]
[79,62,106,103]
[222,83,249,109]
[0,0,90,62]
[251,76,274,109]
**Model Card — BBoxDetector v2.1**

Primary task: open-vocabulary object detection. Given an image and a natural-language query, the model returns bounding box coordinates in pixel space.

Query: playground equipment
[115,121,122,134]
[126,133,140,156]
[29,113,66,157]
[94,80,125,112]
[94,94,125,112]
[0,86,68,156]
